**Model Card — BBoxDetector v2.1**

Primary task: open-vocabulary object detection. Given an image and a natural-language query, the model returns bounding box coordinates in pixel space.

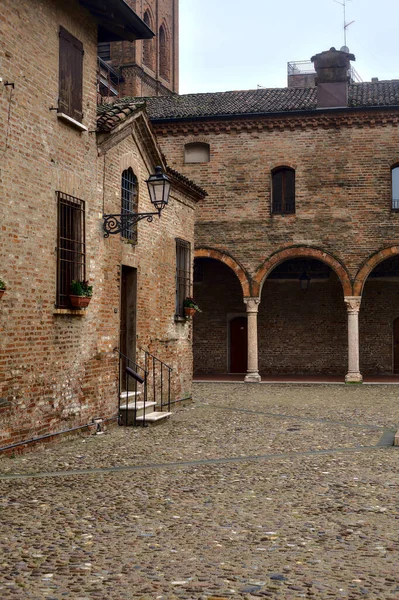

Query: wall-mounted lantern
[103,166,171,238]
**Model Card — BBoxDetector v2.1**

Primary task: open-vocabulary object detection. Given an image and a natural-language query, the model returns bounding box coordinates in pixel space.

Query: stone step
[135,411,172,424]
[120,390,142,399]
[119,401,156,424]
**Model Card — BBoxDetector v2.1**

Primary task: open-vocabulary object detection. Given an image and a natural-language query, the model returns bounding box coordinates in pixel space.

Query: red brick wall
[193,260,399,375]
[155,117,399,280]
[0,0,193,448]
[100,129,196,401]
[111,0,179,96]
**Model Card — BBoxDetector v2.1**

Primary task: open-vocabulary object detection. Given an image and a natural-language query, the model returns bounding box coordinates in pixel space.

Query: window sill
[57,113,88,132]
[53,308,87,316]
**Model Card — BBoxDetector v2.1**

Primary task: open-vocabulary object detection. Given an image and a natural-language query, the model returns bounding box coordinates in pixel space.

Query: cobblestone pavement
[0,383,399,600]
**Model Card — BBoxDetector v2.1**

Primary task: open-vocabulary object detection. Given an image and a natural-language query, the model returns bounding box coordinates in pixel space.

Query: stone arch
[353,246,399,296]
[194,248,251,298]
[254,246,352,297]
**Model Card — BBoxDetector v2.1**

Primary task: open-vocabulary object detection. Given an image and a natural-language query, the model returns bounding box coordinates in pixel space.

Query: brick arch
[254,246,352,297]
[353,246,399,296]
[194,248,251,297]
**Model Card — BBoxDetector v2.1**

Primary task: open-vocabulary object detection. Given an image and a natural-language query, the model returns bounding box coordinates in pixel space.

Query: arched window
[184,142,210,164]
[143,11,155,71]
[121,168,138,242]
[159,24,169,81]
[272,167,295,214]
[392,165,399,210]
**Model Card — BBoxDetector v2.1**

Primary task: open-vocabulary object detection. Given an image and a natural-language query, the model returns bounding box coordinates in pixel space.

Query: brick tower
[106,0,179,97]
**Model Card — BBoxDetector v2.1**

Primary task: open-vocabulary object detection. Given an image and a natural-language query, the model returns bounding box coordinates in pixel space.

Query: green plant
[183,297,201,312]
[70,280,93,297]
[0,278,6,290]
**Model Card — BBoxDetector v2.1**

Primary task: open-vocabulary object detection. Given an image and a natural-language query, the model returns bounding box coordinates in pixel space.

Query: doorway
[393,318,399,374]
[230,316,248,373]
[120,266,137,372]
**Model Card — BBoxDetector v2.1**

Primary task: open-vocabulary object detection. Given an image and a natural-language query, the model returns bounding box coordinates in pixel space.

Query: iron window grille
[121,168,138,242]
[56,192,86,308]
[175,239,191,317]
[272,167,295,214]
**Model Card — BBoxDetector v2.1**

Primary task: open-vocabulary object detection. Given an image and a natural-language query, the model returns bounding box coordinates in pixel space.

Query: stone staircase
[119,390,172,426]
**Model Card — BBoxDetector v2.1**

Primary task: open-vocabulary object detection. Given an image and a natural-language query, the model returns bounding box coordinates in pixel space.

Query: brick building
[0,0,203,449]
[133,48,399,383]
[98,0,179,98]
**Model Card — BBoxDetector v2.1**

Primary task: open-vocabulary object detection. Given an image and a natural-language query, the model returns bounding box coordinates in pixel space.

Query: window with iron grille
[56,192,86,308]
[272,167,295,214]
[392,165,399,211]
[175,239,191,317]
[59,27,84,122]
[121,168,138,242]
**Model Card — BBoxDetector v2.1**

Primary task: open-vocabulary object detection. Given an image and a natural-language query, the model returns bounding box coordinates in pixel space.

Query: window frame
[271,167,296,215]
[58,26,84,124]
[159,23,170,81]
[121,168,138,243]
[175,239,191,318]
[56,191,86,308]
[391,164,399,211]
[184,142,210,164]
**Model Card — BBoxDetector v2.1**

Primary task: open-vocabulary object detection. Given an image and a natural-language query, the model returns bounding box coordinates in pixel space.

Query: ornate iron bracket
[102,211,160,238]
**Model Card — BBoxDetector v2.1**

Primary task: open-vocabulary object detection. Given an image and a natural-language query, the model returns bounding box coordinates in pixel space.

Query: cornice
[152,109,399,137]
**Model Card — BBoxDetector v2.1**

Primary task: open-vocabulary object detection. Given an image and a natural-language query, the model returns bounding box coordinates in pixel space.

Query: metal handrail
[140,349,173,413]
[114,348,148,426]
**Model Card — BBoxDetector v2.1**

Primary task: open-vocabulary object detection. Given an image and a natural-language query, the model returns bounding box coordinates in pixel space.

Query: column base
[345,372,363,384]
[244,372,261,383]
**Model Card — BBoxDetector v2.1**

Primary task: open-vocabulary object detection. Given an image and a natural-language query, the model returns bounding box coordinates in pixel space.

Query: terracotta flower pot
[69,294,91,309]
[0,289,5,300]
[184,306,196,318]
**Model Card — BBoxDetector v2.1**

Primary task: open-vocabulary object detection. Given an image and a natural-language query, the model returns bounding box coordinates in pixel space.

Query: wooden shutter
[59,26,83,122]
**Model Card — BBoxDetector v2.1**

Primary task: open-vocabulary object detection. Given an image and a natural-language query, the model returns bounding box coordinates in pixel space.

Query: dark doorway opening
[230,316,248,373]
[120,266,137,385]
[393,318,399,374]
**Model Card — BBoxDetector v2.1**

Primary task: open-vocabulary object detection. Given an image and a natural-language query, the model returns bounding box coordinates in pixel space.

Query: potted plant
[69,280,93,308]
[183,297,201,318]
[0,278,6,300]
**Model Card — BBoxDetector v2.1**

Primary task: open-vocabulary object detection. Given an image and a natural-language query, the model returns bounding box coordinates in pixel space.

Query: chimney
[311,47,355,109]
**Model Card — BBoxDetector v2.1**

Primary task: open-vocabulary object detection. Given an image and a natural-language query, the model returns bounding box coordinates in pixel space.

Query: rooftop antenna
[333,0,355,48]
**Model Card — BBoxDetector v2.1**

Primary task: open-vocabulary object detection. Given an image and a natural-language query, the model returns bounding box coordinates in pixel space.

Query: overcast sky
[179,0,399,94]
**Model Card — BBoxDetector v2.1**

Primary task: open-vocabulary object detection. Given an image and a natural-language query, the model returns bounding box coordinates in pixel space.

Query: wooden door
[120,266,137,382]
[230,317,248,373]
[394,318,399,373]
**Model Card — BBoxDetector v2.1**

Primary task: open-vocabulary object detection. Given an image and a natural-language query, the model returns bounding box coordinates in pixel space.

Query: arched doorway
[258,258,347,375]
[358,255,399,375]
[192,257,247,375]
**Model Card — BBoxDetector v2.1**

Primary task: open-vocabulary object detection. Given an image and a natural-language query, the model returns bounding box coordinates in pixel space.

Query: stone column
[344,296,363,383]
[244,297,261,383]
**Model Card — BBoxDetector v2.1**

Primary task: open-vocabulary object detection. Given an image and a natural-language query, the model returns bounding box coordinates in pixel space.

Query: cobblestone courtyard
[0,383,399,600]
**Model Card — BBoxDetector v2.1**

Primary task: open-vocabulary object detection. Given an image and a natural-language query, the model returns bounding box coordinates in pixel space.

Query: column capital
[244,297,260,313]
[344,296,362,313]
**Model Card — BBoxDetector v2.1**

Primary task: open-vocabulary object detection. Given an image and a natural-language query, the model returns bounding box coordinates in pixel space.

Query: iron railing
[116,349,148,427]
[97,57,121,102]
[140,349,173,413]
[392,199,399,211]
[287,60,362,83]
[115,348,173,426]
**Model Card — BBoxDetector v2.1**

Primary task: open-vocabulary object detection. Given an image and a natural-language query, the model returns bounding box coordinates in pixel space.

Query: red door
[230,317,248,373]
